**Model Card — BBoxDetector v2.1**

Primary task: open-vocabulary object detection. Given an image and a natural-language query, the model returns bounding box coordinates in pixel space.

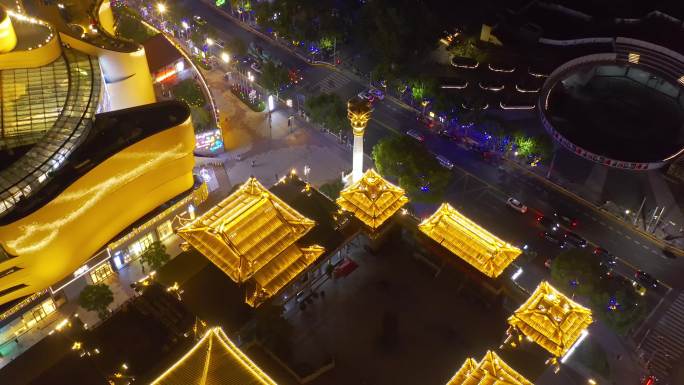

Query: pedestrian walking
[251,160,255,167]
[275,173,279,181]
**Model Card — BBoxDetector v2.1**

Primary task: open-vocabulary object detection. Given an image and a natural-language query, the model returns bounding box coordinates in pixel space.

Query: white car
[506,198,527,213]
[250,62,262,74]
[435,155,454,170]
[406,129,425,142]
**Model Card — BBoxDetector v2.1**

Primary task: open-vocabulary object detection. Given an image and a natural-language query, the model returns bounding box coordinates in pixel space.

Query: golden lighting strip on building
[507,281,593,358]
[0,290,48,321]
[446,350,532,385]
[336,169,408,230]
[418,203,521,278]
[107,182,207,251]
[178,177,324,307]
[151,327,278,385]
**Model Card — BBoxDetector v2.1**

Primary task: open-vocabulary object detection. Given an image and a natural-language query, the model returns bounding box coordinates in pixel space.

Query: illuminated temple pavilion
[177,177,324,307]
[446,350,533,385]
[508,281,593,358]
[151,327,277,385]
[418,203,522,278]
[336,169,408,231]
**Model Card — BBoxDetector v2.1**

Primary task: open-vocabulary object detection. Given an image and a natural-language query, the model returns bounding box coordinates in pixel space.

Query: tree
[373,135,452,202]
[319,178,344,199]
[260,61,289,95]
[190,106,212,133]
[255,303,292,357]
[139,241,171,274]
[304,93,347,135]
[227,36,247,56]
[550,248,603,297]
[79,284,114,320]
[550,248,646,335]
[172,79,206,107]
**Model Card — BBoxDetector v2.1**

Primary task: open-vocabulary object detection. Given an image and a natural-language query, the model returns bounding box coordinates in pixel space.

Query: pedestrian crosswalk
[640,292,684,382]
[311,72,353,94]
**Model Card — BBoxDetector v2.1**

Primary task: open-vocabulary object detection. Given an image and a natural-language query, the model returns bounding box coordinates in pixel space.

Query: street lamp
[181,21,189,30]
[206,37,214,46]
[221,52,230,63]
[156,3,166,14]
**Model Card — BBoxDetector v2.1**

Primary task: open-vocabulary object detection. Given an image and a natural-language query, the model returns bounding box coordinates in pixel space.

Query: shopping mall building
[0,0,205,339]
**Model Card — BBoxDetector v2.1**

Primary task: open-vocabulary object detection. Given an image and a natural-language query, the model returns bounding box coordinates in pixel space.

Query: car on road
[632,280,647,296]
[635,270,659,288]
[563,232,587,248]
[541,231,565,247]
[369,88,384,100]
[553,210,578,227]
[594,247,617,267]
[506,198,527,213]
[536,215,559,231]
[193,15,206,26]
[406,129,425,142]
[435,155,454,170]
[288,68,303,85]
[250,62,262,74]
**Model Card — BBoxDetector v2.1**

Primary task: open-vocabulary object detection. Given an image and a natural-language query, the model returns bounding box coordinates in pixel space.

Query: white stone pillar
[352,132,364,182]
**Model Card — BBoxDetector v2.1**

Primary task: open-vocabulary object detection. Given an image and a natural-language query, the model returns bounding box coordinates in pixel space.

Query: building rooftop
[336,169,408,231]
[419,203,522,278]
[178,177,324,307]
[0,100,191,225]
[142,33,183,74]
[446,350,533,385]
[150,327,277,385]
[507,281,593,358]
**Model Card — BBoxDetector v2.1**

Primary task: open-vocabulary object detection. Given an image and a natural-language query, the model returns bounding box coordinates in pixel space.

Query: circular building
[539,38,684,170]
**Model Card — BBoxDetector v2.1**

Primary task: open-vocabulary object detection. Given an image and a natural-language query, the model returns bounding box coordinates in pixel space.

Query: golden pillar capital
[347,96,372,136]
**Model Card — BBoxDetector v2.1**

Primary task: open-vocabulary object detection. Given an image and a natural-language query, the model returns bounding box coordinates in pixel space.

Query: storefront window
[157,220,173,240]
[128,232,155,257]
[22,298,56,329]
[90,263,114,284]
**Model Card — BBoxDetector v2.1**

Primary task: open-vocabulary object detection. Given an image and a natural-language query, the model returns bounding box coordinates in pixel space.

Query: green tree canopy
[304,93,347,134]
[190,106,213,133]
[260,61,289,94]
[372,135,451,202]
[79,283,114,320]
[140,241,171,274]
[551,248,646,335]
[173,79,206,107]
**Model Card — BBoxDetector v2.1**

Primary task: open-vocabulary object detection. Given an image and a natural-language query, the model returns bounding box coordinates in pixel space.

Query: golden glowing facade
[447,350,532,385]
[0,114,196,305]
[151,327,278,385]
[178,178,324,307]
[419,203,521,278]
[508,281,593,357]
[336,169,408,230]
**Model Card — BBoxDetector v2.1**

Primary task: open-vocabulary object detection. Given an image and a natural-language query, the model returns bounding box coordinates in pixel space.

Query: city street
[183,0,684,290]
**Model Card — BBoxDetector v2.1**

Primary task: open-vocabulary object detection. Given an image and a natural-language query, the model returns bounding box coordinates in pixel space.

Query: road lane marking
[635,240,641,245]
[625,235,631,239]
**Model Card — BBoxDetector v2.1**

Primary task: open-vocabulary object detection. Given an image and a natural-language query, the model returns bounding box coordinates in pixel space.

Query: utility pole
[332,37,336,65]
[652,206,666,233]
[546,147,557,179]
[634,196,646,226]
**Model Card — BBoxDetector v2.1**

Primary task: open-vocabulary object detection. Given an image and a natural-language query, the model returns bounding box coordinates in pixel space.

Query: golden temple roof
[151,327,277,385]
[418,203,521,278]
[508,281,593,357]
[178,177,324,307]
[336,169,408,230]
[446,350,532,385]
